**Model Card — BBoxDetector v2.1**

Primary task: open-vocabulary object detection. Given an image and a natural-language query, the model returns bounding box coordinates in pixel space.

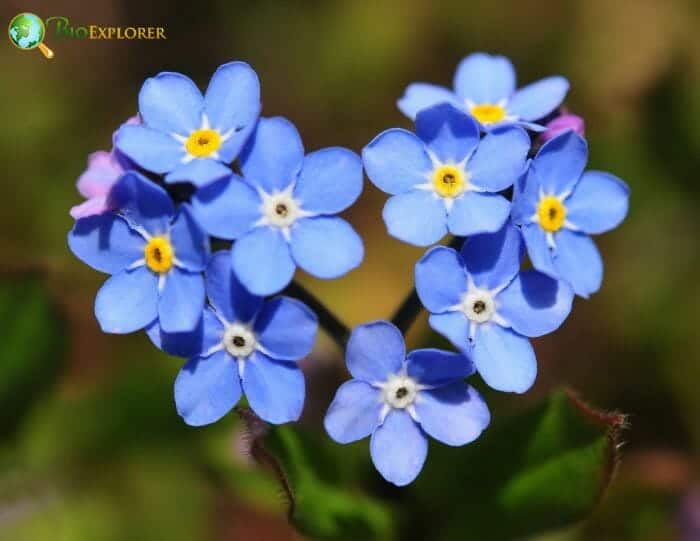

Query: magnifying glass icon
[8,13,54,59]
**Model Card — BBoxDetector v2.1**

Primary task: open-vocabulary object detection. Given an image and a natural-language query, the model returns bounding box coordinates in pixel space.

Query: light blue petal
[68,214,144,274]
[147,307,223,358]
[510,167,539,225]
[467,126,530,192]
[324,380,382,444]
[532,131,588,196]
[460,222,523,289]
[115,125,184,174]
[240,117,304,193]
[415,383,490,446]
[453,52,516,104]
[346,321,405,382]
[415,103,480,163]
[553,230,603,298]
[565,171,630,234]
[415,246,468,313]
[428,312,471,353]
[370,410,427,486]
[362,129,432,195]
[138,72,203,135]
[498,271,573,337]
[205,251,263,323]
[290,217,364,279]
[406,349,475,385]
[447,192,510,237]
[397,83,462,120]
[95,266,158,334]
[254,297,318,361]
[242,352,305,424]
[108,172,174,235]
[521,223,556,277]
[203,61,261,162]
[174,350,241,426]
[164,159,232,188]
[383,191,447,247]
[169,205,209,271]
[231,227,296,296]
[508,76,569,121]
[158,268,205,333]
[473,325,536,393]
[293,148,363,214]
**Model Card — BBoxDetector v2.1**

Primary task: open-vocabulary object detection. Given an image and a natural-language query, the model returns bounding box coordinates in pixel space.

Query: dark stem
[283,281,350,351]
[391,235,464,334]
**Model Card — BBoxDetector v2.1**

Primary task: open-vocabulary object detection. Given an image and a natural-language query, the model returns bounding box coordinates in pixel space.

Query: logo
[8,12,54,59]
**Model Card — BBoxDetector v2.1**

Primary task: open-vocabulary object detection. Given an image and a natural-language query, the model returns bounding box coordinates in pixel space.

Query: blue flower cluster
[68,53,629,487]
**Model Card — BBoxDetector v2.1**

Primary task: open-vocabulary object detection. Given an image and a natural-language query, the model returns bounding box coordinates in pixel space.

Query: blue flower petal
[138,72,203,135]
[95,266,158,334]
[293,148,363,214]
[108,172,174,235]
[415,246,468,312]
[383,190,447,246]
[174,350,241,426]
[158,268,205,333]
[460,222,523,289]
[406,349,475,385]
[453,53,516,104]
[169,205,209,271]
[532,131,588,196]
[553,230,603,298]
[68,214,144,274]
[290,217,364,279]
[447,192,510,237]
[362,129,432,195]
[115,125,184,175]
[521,223,556,277]
[346,321,405,383]
[415,383,489,446]
[370,410,427,486]
[203,61,261,162]
[428,312,471,353]
[566,171,630,234]
[254,297,318,361]
[191,175,261,240]
[324,380,382,444]
[242,352,305,424]
[498,271,573,337]
[240,117,304,193]
[147,307,223,358]
[511,168,539,225]
[164,159,232,188]
[415,103,480,163]
[206,251,263,323]
[473,325,536,393]
[231,227,295,296]
[467,126,530,192]
[508,76,569,121]
[397,83,462,120]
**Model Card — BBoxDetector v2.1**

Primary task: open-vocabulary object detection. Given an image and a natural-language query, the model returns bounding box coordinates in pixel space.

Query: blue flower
[398,52,569,131]
[190,116,365,296]
[174,252,318,426]
[324,321,490,486]
[363,103,529,246]
[511,131,630,297]
[68,172,209,334]
[415,223,573,393]
[116,61,260,188]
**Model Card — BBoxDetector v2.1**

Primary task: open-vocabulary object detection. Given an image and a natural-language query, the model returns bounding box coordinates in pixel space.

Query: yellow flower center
[144,237,174,274]
[185,129,222,158]
[469,103,507,125]
[432,165,466,198]
[537,196,567,233]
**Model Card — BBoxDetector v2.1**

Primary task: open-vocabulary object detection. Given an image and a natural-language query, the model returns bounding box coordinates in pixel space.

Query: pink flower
[540,113,584,143]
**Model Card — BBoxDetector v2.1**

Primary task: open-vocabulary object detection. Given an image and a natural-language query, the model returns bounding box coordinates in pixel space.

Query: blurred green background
[1,0,699,539]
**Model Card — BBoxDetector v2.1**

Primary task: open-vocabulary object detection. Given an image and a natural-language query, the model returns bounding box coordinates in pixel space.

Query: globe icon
[8,13,45,50]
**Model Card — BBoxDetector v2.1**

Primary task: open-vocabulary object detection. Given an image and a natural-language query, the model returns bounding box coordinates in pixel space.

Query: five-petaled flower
[415,223,573,393]
[190,116,365,296]
[511,131,630,297]
[116,61,261,188]
[324,321,490,486]
[398,52,569,131]
[68,172,209,334]
[174,252,318,426]
[363,103,529,246]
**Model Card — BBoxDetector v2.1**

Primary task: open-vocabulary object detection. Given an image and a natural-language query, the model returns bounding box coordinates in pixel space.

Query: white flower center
[381,374,418,409]
[461,289,496,324]
[262,192,301,228]
[222,323,256,359]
